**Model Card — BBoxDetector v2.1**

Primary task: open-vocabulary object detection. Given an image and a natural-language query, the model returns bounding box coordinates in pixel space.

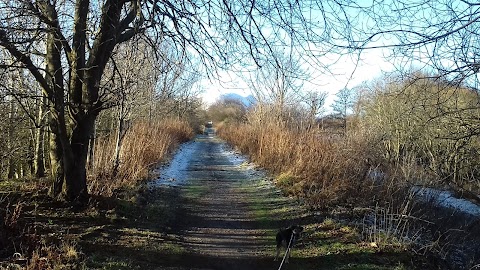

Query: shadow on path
[80,135,420,270]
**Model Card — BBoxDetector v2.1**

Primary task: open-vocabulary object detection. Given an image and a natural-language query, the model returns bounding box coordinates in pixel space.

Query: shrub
[361,75,480,193]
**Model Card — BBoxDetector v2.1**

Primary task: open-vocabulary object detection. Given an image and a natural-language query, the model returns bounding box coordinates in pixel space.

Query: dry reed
[218,122,375,208]
[88,118,194,196]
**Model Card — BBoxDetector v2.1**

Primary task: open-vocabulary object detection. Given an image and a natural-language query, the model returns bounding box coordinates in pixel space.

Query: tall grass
[218,123,380,208]
[219,120,480,268]
[88,118,194,196]
[218,120,422,209]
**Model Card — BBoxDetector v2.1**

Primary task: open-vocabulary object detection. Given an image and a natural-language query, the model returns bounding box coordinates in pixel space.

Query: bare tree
[255,54,304,107]
[97,40,157,175]
[332,87,355,133]
[0,0,354,201]
[303,90,327,130]
[245,50,309,128]
[334,1,480,86]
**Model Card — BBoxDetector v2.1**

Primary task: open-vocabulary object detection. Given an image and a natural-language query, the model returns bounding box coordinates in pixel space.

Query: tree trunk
[7,159,16,179]
[63,115,95,201]
[49,122,64,197]
[112,116,124,176]
[34,125,46,177]
[34,97,46,177]
[27,136,34,176]
[49,108,95,202]
[7,99,16,179]
[45,26,66,197]
[87,123,95,172]
[113,103,128,176]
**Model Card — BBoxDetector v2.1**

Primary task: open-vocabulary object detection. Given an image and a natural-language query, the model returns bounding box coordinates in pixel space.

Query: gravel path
[151,135,302,270]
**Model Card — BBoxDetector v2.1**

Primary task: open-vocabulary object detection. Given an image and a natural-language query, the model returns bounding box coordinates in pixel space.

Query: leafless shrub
[361,200,422,251]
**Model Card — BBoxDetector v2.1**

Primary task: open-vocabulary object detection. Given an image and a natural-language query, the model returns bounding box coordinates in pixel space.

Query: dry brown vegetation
[218,123,376,208]
[219,75,480,207]
[88,119,194,197]
[217,73,480,269]
[0,118,194,269]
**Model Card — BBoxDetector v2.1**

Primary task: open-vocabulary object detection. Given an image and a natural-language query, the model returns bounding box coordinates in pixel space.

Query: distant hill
[219,93,256,107]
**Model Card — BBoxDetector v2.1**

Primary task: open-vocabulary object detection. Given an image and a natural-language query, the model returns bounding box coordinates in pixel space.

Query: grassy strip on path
[81,135,430,269]
[241,176,427,270]
[1,135,432,270]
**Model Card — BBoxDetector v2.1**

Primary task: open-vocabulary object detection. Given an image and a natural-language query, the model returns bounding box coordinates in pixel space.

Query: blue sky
[197,0,396,110]
[199,0,480,112]
[200,46,395,111]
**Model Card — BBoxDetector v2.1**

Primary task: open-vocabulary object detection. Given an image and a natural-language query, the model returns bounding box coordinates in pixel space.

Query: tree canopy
[1,0,480,200]
[334,0,480,84]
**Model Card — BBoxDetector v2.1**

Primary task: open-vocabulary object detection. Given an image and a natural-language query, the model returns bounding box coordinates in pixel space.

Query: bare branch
[0,30,52,98]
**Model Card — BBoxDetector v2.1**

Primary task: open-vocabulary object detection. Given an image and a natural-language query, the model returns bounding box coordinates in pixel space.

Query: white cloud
[199,48,395,109]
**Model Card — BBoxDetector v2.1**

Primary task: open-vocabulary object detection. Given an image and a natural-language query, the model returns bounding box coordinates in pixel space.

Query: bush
[361,75,480,193]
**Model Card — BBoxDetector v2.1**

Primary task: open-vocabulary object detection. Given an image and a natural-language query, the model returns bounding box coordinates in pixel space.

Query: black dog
[274,225,304,263]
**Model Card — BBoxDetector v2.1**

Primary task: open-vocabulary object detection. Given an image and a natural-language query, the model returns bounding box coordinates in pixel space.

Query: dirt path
[75,134,310,270]
[77,135,424,270]
[152,135,302,269]
[0,135,435,269]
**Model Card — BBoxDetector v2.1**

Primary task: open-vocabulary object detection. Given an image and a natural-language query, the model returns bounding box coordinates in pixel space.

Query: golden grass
[26,240,84,270]
[88,118,194,197]
[218,122,374,208]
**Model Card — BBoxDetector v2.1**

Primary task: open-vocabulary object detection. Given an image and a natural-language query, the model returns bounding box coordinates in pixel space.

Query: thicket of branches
[0,0,345,201]
[359,73,480,194]
[0,36,202,194]
[3,0,479,202]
